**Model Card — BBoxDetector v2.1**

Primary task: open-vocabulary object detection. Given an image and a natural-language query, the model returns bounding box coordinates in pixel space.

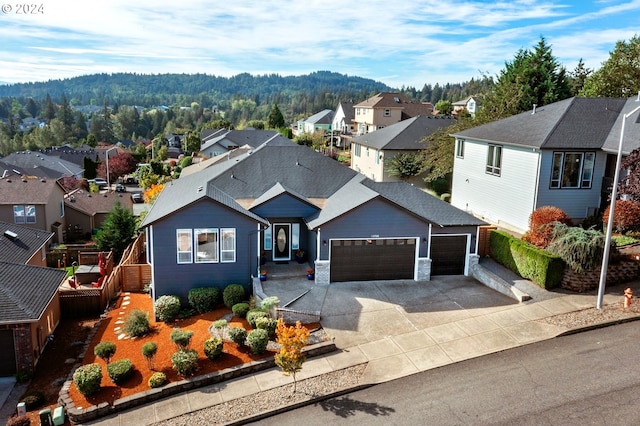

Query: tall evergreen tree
[580,35,640,97]
[44,93,56,123]
[94,201,138,262]
[568,59,592,96]
[267,103,285,129]
[479,36,571,120]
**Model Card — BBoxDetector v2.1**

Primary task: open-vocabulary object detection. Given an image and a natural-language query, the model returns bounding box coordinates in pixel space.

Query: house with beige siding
[353,92,434,135]
[0,176,67,243]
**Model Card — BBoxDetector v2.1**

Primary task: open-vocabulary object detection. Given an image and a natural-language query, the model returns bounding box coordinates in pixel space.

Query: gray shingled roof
[353,115,456,150]
[0,177,64,205]
[0,222,53,264]
[452,97,627,149]
[206,142,358,199]
[2,151,83,178]
[602,97,640,154]
[200,129,278,152]
[250,182,317,210]
[143,136,483,230]
[0,262,66,324]
[362,181,487,227]
[140,165,268,227]
[303,109,334,125]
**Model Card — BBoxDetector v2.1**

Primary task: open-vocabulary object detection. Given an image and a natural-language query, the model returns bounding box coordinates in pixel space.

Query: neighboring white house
[351,115,456,184]
[452,96,480,117]
[450,96,640,234]
[332,101,354,135]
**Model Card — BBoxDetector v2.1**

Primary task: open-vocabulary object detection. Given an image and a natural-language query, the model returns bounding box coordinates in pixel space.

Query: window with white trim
[221,228,236,262]
[486,144,502,176]
[456,139,464,158]
[176,229,193,264]
[550,151,595,188]
[354,144,361,157]
[13,205,36,224]
[194,228,218,263]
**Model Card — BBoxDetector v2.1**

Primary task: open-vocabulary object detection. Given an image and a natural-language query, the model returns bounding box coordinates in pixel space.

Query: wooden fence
[57,233,151,318]
[478,226,497,257]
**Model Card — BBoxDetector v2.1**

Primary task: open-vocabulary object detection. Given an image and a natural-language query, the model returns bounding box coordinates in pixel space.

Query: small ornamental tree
[602,199,640,234]
[142,342,158,370]
[94,341,116,364]
[274,319,310,393]
[522,206,572,248]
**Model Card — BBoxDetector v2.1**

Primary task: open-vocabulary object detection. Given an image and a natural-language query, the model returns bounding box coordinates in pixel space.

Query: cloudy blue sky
[0,0,638,88]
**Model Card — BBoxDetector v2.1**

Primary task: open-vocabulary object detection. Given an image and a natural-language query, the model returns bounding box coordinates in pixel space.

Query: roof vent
[197,186,203,192]
[4,230,18,240]
[394,97,400,103]
[22,178,27,183]
[532,104,537,114]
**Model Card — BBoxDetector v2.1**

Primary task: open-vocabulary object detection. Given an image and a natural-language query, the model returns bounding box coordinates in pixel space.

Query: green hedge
[489,229,564,289]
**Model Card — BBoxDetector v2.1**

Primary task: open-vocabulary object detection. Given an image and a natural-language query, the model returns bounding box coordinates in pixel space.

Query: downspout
[532,148,541,218]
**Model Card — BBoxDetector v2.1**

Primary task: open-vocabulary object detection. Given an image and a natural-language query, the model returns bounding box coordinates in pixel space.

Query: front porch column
[315,260,330,285]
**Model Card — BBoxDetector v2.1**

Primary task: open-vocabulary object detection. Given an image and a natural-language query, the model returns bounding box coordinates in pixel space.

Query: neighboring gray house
[199,129,278,158]
[0,221,53,267]
[1,151,83,179]
[451,96,640,234]
[141,136,485,302]
[351,115,456,184]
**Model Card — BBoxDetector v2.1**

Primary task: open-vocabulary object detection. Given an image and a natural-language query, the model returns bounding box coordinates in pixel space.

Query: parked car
[131,193,143,203]
[87,178,108,189]
[115,183,126,193]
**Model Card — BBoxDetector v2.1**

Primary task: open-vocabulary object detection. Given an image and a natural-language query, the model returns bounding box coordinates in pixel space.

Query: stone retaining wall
[59,339,336,424]
[561,260,640,292]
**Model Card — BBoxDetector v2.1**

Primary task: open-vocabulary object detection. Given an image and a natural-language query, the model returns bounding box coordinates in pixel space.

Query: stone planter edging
[59,339,336,424]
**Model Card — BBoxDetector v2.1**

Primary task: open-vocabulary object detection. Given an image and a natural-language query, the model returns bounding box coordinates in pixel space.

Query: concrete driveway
[262,271,520,349]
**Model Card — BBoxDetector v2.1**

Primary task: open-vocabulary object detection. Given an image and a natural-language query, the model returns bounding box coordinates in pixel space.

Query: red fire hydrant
[624,288,633,308]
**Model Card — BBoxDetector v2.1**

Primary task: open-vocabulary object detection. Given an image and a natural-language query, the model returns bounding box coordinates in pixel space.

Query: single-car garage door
[430,235,468,275]
[0,330,16,376]
[330,238,416,282]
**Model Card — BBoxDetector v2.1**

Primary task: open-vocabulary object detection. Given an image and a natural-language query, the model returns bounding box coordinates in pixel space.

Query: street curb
[556,314,640,337]
[224,383,375,426]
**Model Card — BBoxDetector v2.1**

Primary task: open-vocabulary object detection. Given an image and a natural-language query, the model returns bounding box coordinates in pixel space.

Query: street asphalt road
[250,321,640,425]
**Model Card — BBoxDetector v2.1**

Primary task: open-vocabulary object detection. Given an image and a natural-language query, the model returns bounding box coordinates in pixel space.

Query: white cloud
[0,0,638,88]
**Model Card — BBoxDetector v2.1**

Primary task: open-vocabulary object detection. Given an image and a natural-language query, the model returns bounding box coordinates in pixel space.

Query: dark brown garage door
[430,235,468,275]
[330,238,415,282]
[0,330,16,376]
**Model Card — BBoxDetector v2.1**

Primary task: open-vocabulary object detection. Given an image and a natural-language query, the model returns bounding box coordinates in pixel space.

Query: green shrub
[228,327,247,345]
[232,302,250,318]
[260,296,280,311]
[94,341,116,364]
[255,317,277,338]
[547,223,607,273]
[124,309,151,337]
[170,328,194,349]
[223,284,245,308]
[490,230,564,289]
[171,349,199,376]
[246,308,270,328]
[148,371,166,388]
[188,287,220,313]
[154,295,182,322]
[246,329,269,355]
[107,358,134,385]
[6,416,31,426]
[141,341,158,369]
[18,389,45,410]
[73,363,102,396]
[203,337,224,360]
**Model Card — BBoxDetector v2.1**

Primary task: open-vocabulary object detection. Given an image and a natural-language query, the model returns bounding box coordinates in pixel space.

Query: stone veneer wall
[561,260,640,292]
[417,258,431,281]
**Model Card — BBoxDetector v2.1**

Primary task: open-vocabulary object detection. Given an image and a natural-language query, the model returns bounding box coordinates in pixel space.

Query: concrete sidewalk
[81,260,640,425]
